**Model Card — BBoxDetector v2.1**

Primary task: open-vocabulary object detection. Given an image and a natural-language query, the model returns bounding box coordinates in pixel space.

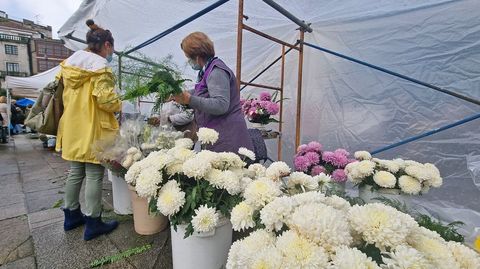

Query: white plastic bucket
[359,185,411,206]
[107,170,133,215]
[171,219,232,269]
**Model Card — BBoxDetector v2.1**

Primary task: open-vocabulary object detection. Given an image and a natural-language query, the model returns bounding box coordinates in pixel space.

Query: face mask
[106,53,113,63]
[188,58,202,71]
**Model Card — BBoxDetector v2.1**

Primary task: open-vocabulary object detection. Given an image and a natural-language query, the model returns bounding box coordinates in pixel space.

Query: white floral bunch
[346,152,443,195]
[197,127,219,145]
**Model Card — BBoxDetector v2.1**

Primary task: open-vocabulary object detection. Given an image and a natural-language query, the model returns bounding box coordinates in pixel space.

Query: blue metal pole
[370,113,480,155]
[124,0,230,55]
[302,42,480,106]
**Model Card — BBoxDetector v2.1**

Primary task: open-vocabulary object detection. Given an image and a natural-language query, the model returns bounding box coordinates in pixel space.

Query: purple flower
[322,151,349,168]
[265,102,279,115]
[331,169,347,182]
[311,165,326,176]
[307,141,322,152]
[294,155,311,172]
[297,144,308,154]
[260,92,272,101]
[334,148,350,157]
[304,151,320,165]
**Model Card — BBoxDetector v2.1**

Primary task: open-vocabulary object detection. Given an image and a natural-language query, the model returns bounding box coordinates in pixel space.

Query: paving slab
[0,256,35,269]
[0,200,27,221]
[25,187,64,213]
[28,208,63,231]
[0,216,34,266]
[31,221,133,269]
[106,221,172,269]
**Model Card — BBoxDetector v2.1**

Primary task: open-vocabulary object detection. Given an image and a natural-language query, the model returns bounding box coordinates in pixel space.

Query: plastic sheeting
[5,65,60,90]
[59,0,480,243]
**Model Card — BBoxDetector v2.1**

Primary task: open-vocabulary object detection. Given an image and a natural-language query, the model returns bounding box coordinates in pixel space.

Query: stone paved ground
[0,135,172,269]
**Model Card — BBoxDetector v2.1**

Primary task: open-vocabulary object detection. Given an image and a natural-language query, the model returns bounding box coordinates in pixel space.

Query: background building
[0,10,73,90]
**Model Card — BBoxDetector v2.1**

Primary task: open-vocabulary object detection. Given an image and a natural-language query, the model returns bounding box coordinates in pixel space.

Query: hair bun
[86,19,98,30]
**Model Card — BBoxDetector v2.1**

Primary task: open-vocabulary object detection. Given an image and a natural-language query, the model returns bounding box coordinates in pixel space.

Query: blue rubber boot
[83,216,118,241]
[62,207,86,231]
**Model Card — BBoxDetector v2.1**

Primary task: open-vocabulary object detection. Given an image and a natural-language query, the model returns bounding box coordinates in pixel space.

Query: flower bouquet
[293,141,353,194]
[125,128,259,268]
[241,91,281,126]
[346,151,443,198]
[227,190,480,268]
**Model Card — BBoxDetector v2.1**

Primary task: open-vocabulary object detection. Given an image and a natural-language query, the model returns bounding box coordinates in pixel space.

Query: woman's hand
[173,91,191,105]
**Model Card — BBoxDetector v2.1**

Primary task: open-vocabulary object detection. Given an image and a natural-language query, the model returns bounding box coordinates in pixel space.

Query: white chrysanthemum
[383,245,433,269]
[346,160,376,184]
[243,178,282,208]
[226,230,276,269]
[376,159,401,173]
[170,147,195,162]
[182,157,212,179]
[174,138,194,149]
[250,247,282,269]
[156,180,185,216]
[398,175,422,195]
[276,230,329,268]
[238,147,256,161]
[205,168,223,187]
[331,246,381,269]
[125,161,143,185]
[354,151,372,160]
[289,203,352,252]
[260,196,293,231]
[424,163,442,188]
[348,203,417,249]
[265,161,291,181]
[287,172,319,191]
[195,150,218,163]
[315,173,332,184]
[324,195,351,212]
[191,205,219,233]
[248,163,267,178]
[393,158,406,169]
[447,241,480,269]
[236,176,251,192]
[221,170,242,195]
[373,170,397,188]
[127,147,140,155]
[230,201,256,231]
[212,152,245,170]
[165,162,184,177]
[197,127,219,145]
[291,191,326,207]
[405,164,430,182]
[135,167,163,198]
[407,230,460,269]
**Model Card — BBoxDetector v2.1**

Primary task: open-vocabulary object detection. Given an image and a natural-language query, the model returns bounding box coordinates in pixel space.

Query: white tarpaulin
[5,65,60,90]
[59,0,480,243]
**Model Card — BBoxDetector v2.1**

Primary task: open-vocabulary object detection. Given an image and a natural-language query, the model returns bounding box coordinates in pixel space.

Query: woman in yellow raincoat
[58,19,121,241]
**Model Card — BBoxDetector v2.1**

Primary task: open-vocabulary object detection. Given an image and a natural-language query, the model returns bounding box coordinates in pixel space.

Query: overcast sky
[0,0,83,38]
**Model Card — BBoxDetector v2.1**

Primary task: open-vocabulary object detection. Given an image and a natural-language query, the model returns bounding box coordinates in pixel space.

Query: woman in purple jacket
[173,32,253,153]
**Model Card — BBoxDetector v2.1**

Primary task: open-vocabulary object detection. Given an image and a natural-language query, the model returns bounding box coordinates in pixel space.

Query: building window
[5,44,18,55]
[6,62,20,73]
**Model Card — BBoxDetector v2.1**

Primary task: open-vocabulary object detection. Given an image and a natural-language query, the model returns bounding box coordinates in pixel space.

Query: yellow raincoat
[55,54,121,164]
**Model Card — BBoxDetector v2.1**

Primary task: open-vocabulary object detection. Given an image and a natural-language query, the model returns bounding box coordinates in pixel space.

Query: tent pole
[236,0,244,92]
[278,45,286,160]
[295,30,305,149]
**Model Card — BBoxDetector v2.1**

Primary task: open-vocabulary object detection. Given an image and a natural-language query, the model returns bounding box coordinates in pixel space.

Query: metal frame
[236,0,310,159]
[64,0,311,158]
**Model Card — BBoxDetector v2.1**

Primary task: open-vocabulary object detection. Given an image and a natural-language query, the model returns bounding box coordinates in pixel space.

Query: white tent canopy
[5,65,60,90]
[59,0,480,243]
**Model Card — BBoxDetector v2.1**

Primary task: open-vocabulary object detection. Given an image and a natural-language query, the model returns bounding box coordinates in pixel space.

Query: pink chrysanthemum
[265,102,279,115]
[334,148,350,157]
[297,144,308,154]
[311,165,326,176]
[322,151,349,168]
[307,141,322,152]
[259,92,272,101]
[294,155,311,172]
[304,151,320,165]
[331,169,347,182]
